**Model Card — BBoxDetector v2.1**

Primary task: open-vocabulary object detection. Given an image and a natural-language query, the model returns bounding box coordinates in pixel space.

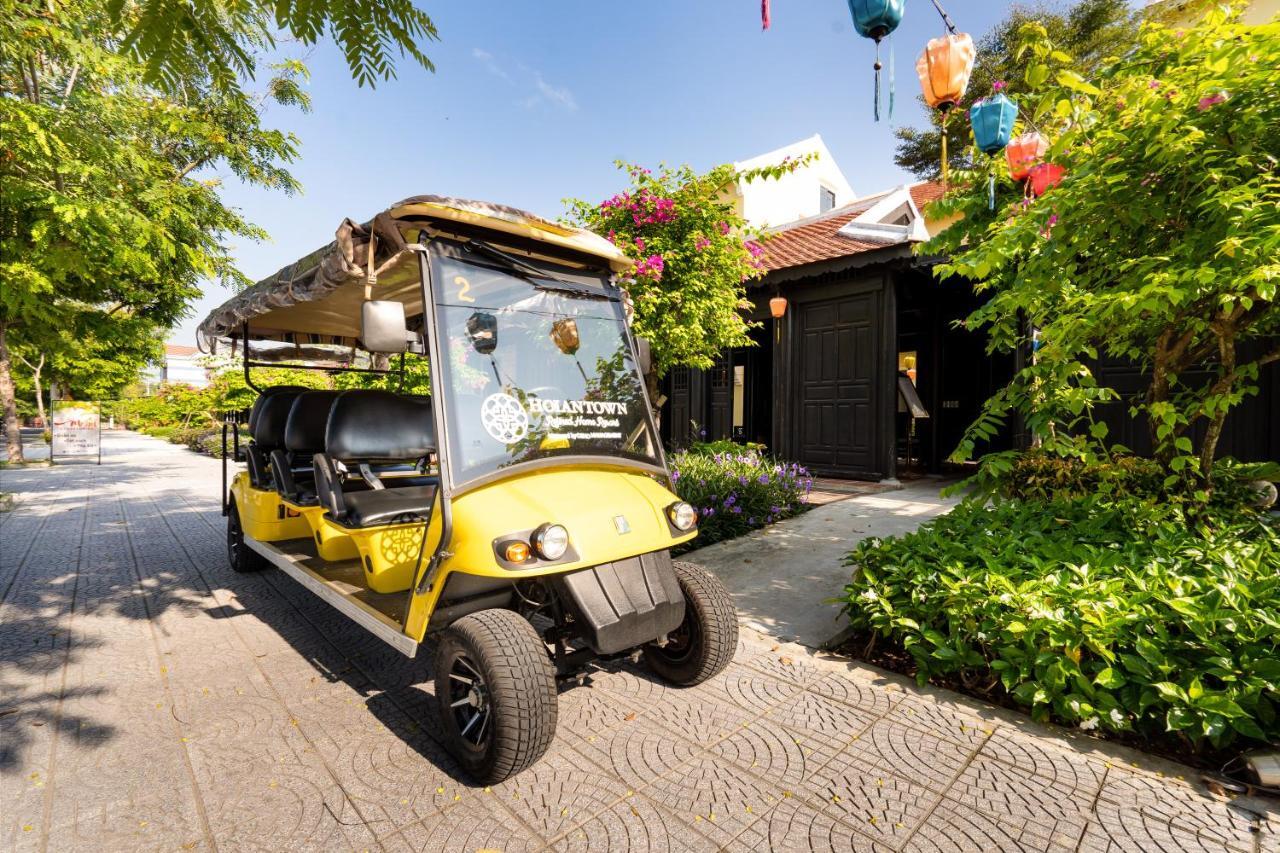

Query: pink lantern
[1028,163,1065,197]
[1006,132,1048,181]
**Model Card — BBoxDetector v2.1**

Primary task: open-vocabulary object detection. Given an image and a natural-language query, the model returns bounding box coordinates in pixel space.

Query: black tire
[227,500,268,573]
[645,561,738,686]
[434,608,558,784]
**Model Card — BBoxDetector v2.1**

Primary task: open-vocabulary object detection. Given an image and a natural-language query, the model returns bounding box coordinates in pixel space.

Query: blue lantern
[848,0,906,122]
[969,93,1017,155]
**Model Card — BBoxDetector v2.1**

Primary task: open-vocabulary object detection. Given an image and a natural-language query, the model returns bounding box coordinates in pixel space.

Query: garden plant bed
[835,467,1280,774]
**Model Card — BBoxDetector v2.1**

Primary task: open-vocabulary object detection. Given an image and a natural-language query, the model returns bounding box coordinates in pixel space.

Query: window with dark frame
[819,186,836,213]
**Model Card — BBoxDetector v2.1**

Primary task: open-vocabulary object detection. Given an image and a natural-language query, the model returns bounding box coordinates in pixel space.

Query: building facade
[662,139,1278,480]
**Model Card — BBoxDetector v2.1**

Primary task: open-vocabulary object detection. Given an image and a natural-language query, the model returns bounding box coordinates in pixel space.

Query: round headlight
[668,501,698,532]
[532,523,570,560]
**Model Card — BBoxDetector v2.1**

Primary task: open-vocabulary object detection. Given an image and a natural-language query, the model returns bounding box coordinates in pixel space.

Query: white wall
[733,134,856,229]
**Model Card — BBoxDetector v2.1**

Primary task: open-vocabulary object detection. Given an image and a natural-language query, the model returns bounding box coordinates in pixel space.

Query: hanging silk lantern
[970,93,1018,209]
[916,32,975,113]
[848,0,905,122]
[969,94,1017,155]
[917,32,976,184]
[1028,162,1065,197]
[1006,132,1048,181]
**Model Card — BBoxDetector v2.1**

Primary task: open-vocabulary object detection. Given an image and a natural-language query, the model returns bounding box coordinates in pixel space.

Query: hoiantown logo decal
[613,515,631,534]
[480,393,529,443]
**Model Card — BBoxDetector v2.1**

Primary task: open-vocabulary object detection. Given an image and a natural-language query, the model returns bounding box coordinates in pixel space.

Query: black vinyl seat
[246,386,306,489]
[272,390,341,505]
[313,390,438,529]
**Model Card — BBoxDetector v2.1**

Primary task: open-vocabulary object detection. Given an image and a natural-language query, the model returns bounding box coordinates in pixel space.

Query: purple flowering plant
[668,445,813,551]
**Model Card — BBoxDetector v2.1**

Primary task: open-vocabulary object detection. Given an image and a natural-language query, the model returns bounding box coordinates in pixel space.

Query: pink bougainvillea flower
[717,221,730,235]
[1148,79,1161,89]
[993,80,1006,92]
[634,238,646,253]
[694,237,711,251]
[1197,91,1228,111]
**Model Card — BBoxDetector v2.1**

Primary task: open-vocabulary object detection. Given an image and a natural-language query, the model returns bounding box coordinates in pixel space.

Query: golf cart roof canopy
[196,195,630,353]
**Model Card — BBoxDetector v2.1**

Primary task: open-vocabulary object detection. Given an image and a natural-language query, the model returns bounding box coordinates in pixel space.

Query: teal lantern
[970,92,1018,208]
[969,93,1017,155]
[848,0,906,122]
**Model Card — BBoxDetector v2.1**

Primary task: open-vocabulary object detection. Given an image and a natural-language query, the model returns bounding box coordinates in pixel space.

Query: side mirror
[635,337,653,375]
[361,301,412,354]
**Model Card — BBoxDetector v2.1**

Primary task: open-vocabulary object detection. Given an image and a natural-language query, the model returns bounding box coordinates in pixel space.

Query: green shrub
[142,425,177,440]
[1000,453,1165,501]
[840,496,1279,752]
[670,449,812,549]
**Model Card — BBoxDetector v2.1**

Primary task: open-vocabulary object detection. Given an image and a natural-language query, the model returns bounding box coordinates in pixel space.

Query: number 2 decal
[453,275,475,303]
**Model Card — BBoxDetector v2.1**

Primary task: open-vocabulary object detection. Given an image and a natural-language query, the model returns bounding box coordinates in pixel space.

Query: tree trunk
[0,322,25,464]
[1198,331,1236,483]
[17,353,45,426]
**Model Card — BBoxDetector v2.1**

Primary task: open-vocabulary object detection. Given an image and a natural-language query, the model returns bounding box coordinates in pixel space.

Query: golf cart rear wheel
[645,561,737,686]
[434,608,557,784]
[227,501,268,574]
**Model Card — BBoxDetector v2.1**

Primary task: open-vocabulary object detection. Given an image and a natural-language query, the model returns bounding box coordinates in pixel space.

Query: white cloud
[471,47,577,112]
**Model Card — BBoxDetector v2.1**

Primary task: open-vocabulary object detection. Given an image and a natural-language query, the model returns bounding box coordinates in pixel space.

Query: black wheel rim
[446,653,491,750]
[654,604,701,665]
[227,508,241,566]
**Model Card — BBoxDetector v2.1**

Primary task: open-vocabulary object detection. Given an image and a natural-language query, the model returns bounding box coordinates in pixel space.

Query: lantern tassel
[988,172,995,210]
[940,118,949,186]
[888,37,895,121]
[873,40,882,122]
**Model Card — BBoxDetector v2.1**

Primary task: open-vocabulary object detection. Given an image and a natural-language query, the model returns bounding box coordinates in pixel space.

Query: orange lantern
[1028,163,1065,197]
[769,295,788,318]
[916,32,975,113]
[1006,132,1048,181]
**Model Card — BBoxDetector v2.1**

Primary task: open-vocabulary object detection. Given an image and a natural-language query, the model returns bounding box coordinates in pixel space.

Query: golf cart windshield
[429,241,659,487]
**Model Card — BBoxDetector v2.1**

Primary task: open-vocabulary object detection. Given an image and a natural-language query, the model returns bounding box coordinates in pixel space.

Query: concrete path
[686,482,959,648]
[1,433,1274,852]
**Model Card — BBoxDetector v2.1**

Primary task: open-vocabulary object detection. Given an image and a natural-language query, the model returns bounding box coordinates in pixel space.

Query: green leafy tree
[929,5,1280,488]
[564,158,805,407]
[108,0,438,91]
[0,0,439,462]
[894,0,1136,180]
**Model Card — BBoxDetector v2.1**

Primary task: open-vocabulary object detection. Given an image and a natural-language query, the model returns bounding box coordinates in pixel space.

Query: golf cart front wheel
[434,608,558,784]
[227,501,268,574]
[645,561,738,686]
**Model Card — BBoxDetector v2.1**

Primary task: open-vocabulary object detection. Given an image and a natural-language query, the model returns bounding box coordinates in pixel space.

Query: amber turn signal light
[504,541,531,563]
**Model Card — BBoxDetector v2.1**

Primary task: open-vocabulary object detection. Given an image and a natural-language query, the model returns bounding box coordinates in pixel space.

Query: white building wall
[732,134,856,229]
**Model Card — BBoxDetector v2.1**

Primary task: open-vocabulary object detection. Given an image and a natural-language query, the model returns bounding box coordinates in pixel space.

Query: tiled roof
[760,181,944,273]
[165,344,199,356]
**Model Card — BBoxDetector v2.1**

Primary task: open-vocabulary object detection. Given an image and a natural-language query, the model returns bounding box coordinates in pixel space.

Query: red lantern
[1028,163,1065,197]
[1006,132,1047,181]
[769,296,788,318]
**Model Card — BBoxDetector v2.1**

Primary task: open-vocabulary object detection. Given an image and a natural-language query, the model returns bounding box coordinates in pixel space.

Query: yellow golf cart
[197,197,737,782]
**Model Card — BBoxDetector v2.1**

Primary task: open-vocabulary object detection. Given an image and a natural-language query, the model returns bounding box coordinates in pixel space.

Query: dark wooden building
[662,182,1278,480]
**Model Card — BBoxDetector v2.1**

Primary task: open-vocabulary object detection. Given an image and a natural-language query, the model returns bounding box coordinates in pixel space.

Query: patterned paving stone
[490,749,632,841]
[807,750,938,847]
[806,668,902,716]
[554,792,716,852]
[642,754,787,847]
[838,717,978,792]
[945,755,1099,841]
[568,717,700,791]
[887,697,998,748]
[726,796,894,852]
[4,433,1270,853]
[1095,766,1261,851]
[767,688,879,743]
[907,796,1080,852]
[710,713,835,785]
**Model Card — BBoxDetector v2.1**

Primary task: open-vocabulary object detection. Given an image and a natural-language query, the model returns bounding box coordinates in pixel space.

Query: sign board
[51,400,102,464]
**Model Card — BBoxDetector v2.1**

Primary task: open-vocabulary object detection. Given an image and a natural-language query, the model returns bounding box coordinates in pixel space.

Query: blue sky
[176,0,1020,345]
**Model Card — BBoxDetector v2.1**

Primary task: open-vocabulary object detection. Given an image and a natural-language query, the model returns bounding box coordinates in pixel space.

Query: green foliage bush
[840,496,1279,752]
[670,448,812,550]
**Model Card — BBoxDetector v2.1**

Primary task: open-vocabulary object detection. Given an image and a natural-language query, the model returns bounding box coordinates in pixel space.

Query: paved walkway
[1,433,1274,852]
[688,482,959,648]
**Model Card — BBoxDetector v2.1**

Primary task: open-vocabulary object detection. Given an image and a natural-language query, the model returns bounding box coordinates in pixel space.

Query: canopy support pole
[242,323,263,392]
